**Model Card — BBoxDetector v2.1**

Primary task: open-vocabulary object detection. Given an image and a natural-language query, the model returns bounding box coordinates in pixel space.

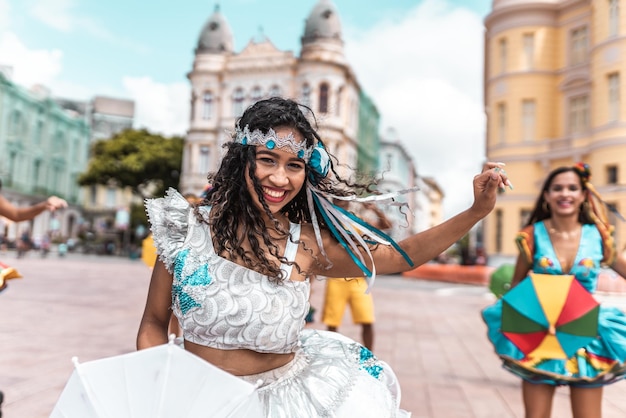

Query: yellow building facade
[484,0,626,258]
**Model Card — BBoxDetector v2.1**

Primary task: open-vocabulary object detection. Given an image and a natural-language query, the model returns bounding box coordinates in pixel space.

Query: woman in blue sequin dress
[482,163,626,418]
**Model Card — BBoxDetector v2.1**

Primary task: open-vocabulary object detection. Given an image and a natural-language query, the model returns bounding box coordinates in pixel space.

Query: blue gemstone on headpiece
[298,150,304,158]
[242,136,248,145]
[267,140,275,149]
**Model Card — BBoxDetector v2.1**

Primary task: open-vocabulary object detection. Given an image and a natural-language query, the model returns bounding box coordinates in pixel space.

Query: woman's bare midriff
[184,339,295,376]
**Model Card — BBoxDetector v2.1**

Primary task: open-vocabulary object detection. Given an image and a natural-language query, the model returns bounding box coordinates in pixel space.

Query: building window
[202,91,213,120]
[319,83,329,114]
[232,88,245,117]
[522,99,536,141]
[190,92,196,121]
[90,184,97,206]
[523,33,534,70]
[269,85,281,98]
[199,146,210,174]
[497,103,507,143]
[610,0,620,37]
[570,27,588,66]
[495,209,503,253]
[609,73,620,122]
[607,165,619,184]
[569,95,589,134]
[34,121,44,145]
[9,110,22,139]
[499,38,507,74]
[33,160,41,187]
[301,84,311,107]
[520,209,532,228]
[336,86,343,116]
[105,188,116,209]
[251,86,262,104]
[7,151,16,187]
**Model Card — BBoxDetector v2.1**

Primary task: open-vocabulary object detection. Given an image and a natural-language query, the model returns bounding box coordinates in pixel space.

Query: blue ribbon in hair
[310,191,414,282]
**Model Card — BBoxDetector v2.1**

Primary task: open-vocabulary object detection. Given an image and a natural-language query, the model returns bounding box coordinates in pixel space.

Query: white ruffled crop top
[146,188,310,354]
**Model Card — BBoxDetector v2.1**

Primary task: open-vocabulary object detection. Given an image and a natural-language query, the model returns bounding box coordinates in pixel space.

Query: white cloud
[0,32,63,87]
[30,0,74,32]
[30,0,149,54]
[345,0,486,216]
[0,0,10,33]
[122,76,190,137]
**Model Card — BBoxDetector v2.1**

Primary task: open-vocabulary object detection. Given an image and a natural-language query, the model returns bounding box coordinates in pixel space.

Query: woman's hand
[46,196,68,212]
[470,162,512,218]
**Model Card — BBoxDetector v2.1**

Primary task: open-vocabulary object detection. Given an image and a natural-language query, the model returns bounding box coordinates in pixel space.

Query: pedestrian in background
[322,201,392,350]
[482,163,626,418]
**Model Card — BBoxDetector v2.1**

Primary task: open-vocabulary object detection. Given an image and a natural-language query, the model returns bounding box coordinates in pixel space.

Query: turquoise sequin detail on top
[358,346,383,380]
[173,249,213,314]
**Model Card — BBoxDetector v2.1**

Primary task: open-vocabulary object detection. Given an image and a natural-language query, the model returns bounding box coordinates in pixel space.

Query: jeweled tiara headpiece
[235,125,313,161]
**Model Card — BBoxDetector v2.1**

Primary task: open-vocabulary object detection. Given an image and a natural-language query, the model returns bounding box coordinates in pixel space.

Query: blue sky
[0,0,493,216]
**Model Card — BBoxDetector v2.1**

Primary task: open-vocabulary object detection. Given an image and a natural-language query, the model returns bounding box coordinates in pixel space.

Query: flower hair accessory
[308,142,330,185]
[235,125,313,161]
[573,162,591,185]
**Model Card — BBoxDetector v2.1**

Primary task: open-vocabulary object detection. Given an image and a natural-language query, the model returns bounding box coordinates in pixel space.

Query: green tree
[78,128,184,199]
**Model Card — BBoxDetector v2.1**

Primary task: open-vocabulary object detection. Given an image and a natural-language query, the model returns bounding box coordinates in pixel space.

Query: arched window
[610,0,620,37]
[190,92,196,121]
[319,83,329,114]
[301,84,311,107]
[199,146,210,174]
[269,85,281,98]
[202,91,213,120]
[9,110,22,139]
[232,88,245,117]
[251,86,262,104]
[336,86,343,116]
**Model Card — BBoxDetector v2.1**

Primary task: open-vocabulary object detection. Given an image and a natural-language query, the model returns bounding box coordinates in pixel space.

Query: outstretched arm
[0,194,67,222]
[314,162,510,277]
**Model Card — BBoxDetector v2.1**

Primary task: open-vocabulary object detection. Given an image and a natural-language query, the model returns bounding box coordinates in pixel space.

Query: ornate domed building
[178,1,433,237]
[180,1,366,195]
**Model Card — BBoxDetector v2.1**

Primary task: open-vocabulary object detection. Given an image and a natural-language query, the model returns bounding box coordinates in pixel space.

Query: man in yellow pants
[321,202,391,351]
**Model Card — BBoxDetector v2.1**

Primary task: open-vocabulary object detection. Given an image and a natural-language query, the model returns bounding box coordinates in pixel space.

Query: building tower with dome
[180,1,365,194]
[483,0,626,260]
[177,2,425,236]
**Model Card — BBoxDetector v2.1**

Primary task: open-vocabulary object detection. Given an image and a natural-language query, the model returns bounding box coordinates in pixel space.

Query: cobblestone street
[1,254,626,417]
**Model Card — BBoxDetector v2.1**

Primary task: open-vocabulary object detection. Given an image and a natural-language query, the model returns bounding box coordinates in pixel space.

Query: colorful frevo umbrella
[501,273,599,360]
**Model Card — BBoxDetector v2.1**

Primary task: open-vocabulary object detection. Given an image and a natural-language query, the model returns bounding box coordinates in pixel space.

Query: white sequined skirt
[238,329,411,418]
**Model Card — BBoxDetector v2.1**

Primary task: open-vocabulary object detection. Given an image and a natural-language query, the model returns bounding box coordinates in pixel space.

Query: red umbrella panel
[500,273,599,360]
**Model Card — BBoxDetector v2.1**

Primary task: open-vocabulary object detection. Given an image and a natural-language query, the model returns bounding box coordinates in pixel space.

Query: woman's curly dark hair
[194,97,374,282]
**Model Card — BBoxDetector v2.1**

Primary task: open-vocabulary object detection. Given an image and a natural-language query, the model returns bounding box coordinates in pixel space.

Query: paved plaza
[2,253,626,417]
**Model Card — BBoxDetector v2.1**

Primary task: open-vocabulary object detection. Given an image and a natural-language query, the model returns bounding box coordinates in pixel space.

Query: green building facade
[356,91,381,177]
[0,72,89,240]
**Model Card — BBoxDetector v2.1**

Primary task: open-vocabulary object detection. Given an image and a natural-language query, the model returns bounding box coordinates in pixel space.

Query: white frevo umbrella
[50,338,264,418]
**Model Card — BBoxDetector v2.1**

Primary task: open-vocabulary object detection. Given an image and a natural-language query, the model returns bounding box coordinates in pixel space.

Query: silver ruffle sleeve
[145,188,192,273]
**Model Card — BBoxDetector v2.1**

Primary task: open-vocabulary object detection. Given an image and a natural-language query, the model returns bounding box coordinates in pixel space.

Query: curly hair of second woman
[194,97,378,282]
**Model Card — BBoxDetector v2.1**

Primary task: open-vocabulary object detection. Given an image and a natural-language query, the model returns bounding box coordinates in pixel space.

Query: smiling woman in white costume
[137,97,510,417]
